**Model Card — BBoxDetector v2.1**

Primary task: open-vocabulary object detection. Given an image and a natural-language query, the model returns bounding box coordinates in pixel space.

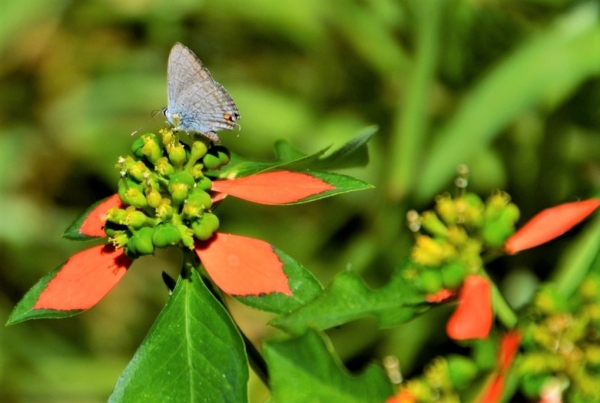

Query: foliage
[1,0,600,402]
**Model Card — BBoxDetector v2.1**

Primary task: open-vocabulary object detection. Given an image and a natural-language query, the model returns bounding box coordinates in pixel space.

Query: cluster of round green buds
[393,355,478,402]
[404,191,519,295]
[516,274,600,401]
[104,129,231,258]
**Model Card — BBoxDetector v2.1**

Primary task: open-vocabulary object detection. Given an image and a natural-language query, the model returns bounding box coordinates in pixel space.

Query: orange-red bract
[386,389,416,403]
[505,198,600,255]
[34,244,132,310]
[80,194,123,237]
[426,288,455,303]
[446,275,493,340]
[211,171,335,205]
[195,233,292,296]
[478,331,522,403]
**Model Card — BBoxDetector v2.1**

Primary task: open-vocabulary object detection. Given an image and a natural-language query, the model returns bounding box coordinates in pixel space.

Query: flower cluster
[108,130,226,256]
[515,275,600,401]
[403,191,520,339]
[8,128,369,324]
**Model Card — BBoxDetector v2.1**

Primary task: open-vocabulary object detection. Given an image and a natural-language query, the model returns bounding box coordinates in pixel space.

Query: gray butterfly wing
[166,43,240,140]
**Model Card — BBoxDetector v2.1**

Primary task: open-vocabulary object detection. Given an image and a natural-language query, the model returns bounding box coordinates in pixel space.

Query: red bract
[211,171,336,205]
[34,245,132,310]
[9,170,342,323]
[446,275,493,340]
[478,331,522,403]
[385,389,416,403]
[195,233,292,296]
[505,198,600,255]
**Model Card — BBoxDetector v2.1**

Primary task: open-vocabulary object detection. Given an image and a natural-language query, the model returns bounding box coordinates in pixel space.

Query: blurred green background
[1,0,600,401]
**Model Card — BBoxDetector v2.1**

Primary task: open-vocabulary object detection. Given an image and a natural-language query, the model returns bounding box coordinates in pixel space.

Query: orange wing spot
[224,113,233,123]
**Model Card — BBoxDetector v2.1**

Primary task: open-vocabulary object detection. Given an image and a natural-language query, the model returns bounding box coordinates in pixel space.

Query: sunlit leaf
[109,268,248,403]
[271,268,428,335]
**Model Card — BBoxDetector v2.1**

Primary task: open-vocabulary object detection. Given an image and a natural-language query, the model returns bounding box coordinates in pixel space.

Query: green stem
[491,281,518,328]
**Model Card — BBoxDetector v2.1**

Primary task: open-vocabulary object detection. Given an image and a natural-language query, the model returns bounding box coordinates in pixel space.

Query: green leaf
[271,268,428,335]
[235,245,323,314]
[213,127,375,178]
[417,6,600,201]
[109,268,248,403]
[263,329,394,403]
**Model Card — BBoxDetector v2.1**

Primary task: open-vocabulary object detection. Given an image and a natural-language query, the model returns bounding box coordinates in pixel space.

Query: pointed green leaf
[109,268,248,403]
[263,330,394,403]
[271,268,428,335]
[212,127,375,178]
[235,245,323,314]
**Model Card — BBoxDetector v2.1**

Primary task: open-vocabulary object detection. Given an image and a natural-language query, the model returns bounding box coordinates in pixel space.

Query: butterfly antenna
[131,109,166,136]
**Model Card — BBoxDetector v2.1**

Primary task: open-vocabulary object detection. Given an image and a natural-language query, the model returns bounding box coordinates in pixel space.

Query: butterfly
[163,42,240,141]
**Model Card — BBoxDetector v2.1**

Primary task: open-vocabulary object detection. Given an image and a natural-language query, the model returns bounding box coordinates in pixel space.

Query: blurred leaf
[235,245,323,314]
[417,5,600,201]
[271,267,428,335]
[263,329,394,403]
[551,213,600,297]
[109,267,248,403]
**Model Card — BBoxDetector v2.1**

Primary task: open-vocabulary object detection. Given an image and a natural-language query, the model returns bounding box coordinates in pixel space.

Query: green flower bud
[420,211,448,238]
[463,193,485,227]
[118,179,147,208]
[197,176,212,191]
[125,210,149,229]
[167,142,187,168]
[155,199,174,221]
[155,157,175,177]
[145,188,163,208]
[534,286,569,314]
[131,137,146,159]
[169,171,195,188]
[484,192,511,222]
[152,223,182,248]
[190,140,209,162]
[440,262,468,289]
[108,231,129,248]
[190,163,204,180]
[202,152,221,170]
[521,373,550,398]
[105,207,128,225]
[213,145,231,166]
[420,270,443,294]
[169,183,189,205]
[435,194,457,225]
[482,220,513,248]
[192,213,219,241]
[160,128,175,146]
[447,355,478,390]
[189,188,213,209]
[128,227,155,255]
[141,134,163,165]
[128,161,150,183]
[178,224,195,249]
